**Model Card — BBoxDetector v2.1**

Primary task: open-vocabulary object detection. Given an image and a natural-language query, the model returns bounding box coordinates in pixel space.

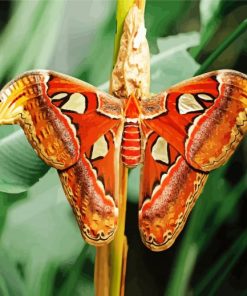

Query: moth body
[0,69,246,250]
[121,95,142,167]
[121,120,141,167]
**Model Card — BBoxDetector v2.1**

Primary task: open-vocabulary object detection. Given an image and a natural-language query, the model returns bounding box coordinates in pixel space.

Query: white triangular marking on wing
[91,135,108,160]
[62,93,86,114]
[178,93,203,114]
[151,137,169,164]
[198,93,214,101]
[51,93,68,100]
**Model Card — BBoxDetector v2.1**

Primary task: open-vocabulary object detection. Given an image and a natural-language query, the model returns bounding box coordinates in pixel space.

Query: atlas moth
[0,5,246,251]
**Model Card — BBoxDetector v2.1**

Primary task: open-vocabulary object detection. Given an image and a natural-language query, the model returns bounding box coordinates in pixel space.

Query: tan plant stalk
[95,1,147,295]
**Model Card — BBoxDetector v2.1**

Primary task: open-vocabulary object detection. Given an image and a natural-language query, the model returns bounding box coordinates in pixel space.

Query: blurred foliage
[0,0,246,296]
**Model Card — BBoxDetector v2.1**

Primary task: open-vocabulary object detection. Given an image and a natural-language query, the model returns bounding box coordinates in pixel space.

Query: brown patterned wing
[139,131,208,251]
[59,127,122,245]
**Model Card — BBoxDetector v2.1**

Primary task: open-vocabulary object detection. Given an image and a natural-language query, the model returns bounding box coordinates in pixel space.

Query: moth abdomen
[121,121,142,167]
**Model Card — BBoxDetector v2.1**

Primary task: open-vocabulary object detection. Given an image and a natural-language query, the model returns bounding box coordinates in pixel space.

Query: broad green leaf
[151,50,199,93]
[2,169,83,263]
[127,167,140,203]
[55,0,114,76]
[75,14,115,86]
[145,0,193,52]
[11,0,66,76]
[0,191,28,239]
[25,259,58,296]
[59,245,95,296]
[0,130,49,193]
[0,125,19,140]
[0,246,26,296]
[200,0,222,29]
[1,169,84,293]
[0,0,48,82]
[151,32,200,92]
[157,32,200,53]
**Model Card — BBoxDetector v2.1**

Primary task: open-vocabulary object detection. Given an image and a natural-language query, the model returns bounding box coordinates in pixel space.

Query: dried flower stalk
[110,4,150,100]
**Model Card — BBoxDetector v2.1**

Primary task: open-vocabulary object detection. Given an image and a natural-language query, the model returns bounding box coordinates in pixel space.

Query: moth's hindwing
[139,131,208,251]
[59,128,122,245]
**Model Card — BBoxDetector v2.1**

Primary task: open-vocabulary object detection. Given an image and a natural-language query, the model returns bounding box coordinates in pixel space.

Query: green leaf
[1,169,84,293]
[59,245,95,296]
[202,174,247,248]
[0,191,28,240]
[25,259,58,296]
[145,0,193,52]
[50,1,114,75]
[0,246,26,296]
[192,0,246,58]
[195,230,247,295]
[200,0,246,28]
[10,0,66,76]
[0,130,49,193]
[200,0,222,29]
[151,32,200,92]
[127,167,140,203]
[0,1,48,82]
[195,19,247,75]
[2,169,83,263]
[157,32,200,53]
[75,14,115,86]
[0,125,19,140]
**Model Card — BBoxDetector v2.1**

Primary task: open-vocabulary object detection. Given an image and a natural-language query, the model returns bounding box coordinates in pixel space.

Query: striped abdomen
[121,121,141,167]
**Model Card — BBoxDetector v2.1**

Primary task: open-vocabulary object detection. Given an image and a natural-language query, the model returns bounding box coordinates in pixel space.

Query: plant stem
[95,245,110,296]
[109,1,146,295]
[94,1,138,296]
[109,165,128,296]
[113,0,135,64]
[195,19,247,75]
[113,0,146,64]
[95,1,146,295]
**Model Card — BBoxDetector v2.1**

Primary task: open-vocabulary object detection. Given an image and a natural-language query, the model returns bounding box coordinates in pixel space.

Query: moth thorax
[121,119,142,168]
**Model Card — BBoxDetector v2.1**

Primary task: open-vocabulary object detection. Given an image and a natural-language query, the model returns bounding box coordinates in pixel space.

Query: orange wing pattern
[0,69,246,250]
[0,70,123,246]
[139,70,246,250]
[139,130,208,251]
[142,70,247,171]
[0,70,123,169]
[59,128,122,244]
